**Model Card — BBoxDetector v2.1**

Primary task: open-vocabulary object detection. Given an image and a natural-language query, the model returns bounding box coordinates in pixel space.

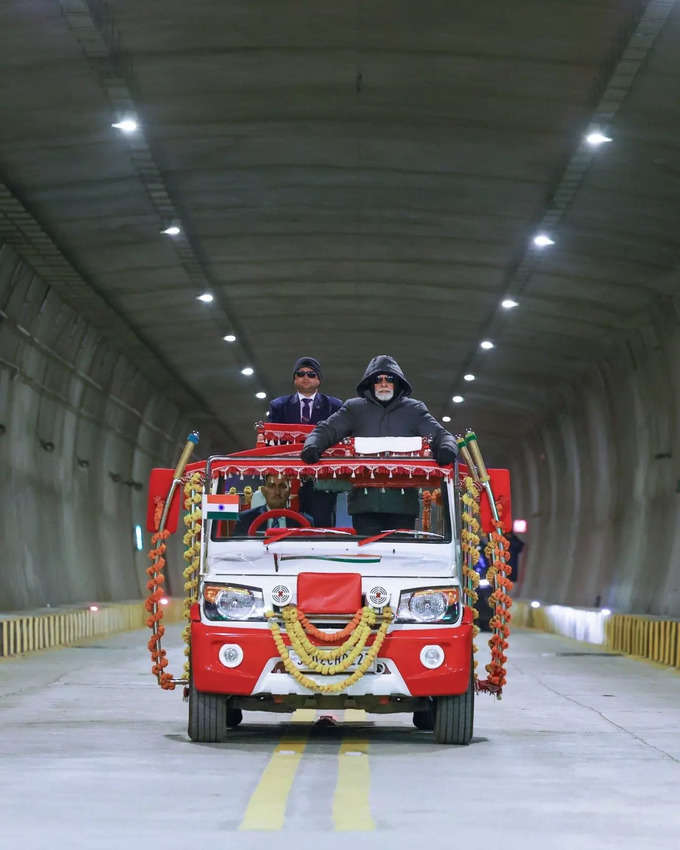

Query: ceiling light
[111,119,138,133]
[530,600,541,609]
[255,391,267,399]
[585,131,612,147]
[533,233,554,248]
[162,225,181,236]
[501,298,519,309]
[480,340,494,350]
[452,395,464,404]
[601,608,612,616]
[223,334,236,343]
[241,367,254,376]
[442,415,451,423]
[463,373,476,382]
[197,293,213,303]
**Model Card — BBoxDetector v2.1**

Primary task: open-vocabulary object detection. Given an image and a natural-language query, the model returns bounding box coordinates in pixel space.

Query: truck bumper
[191,621,473,698]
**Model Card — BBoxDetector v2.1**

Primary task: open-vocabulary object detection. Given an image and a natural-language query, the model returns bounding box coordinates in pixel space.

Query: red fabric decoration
[146,469,182,533]
[297,572,362,614]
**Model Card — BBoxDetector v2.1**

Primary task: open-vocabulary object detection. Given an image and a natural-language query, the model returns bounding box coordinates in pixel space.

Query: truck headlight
[396,587,460,623]
[203,583,265,621]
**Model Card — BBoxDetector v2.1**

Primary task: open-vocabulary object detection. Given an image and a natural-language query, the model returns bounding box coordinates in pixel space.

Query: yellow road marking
[291,708,317,723]
[343,709,367,723]
[333,738,374,831]
[239,732,308,831]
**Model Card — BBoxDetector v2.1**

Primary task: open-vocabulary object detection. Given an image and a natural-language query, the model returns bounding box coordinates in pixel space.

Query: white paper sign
[354,436,423,454]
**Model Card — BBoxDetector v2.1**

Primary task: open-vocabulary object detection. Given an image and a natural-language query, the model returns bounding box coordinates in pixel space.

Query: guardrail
[0,599,183,658]
[513,600,680,668]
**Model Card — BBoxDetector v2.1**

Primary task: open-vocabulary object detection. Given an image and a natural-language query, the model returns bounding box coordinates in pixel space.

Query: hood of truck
[205,539,458,578]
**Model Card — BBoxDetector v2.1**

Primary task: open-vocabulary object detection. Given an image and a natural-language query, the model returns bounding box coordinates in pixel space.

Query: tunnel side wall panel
[512,308,680,617]
[0,243,189,611]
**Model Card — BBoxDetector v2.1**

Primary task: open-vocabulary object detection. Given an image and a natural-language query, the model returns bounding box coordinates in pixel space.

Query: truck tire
[433,657,474,745]
[188,681,228,742]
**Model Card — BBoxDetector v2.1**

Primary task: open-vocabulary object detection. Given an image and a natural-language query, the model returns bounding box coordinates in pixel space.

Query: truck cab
[147,423,511,744]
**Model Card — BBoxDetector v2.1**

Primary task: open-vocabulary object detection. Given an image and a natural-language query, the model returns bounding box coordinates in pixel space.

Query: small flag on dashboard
[202,493,240,520]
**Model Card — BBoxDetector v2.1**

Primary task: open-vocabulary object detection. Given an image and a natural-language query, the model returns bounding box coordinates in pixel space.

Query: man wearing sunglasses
[267,357,342,425]
[268,357,343,526]
[300,355,458,534]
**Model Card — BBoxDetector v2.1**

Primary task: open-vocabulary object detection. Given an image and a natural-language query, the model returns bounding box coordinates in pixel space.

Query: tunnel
[1,2,679,847]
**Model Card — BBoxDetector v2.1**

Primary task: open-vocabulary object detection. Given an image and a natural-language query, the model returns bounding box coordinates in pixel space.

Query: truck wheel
[413,703,434,730]
[188,681,228,742]
[226,706,243,728]
[433,658,474,745]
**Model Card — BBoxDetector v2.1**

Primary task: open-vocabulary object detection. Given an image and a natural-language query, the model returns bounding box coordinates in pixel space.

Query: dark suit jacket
[232,505,313,537]
[267,392,343,425]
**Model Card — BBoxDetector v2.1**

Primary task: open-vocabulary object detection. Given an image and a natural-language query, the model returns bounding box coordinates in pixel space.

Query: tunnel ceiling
[2,0,679,456]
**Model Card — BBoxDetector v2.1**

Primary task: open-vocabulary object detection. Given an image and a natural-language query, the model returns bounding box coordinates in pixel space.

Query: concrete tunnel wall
[0,242,190,612]
[511,295,680,618]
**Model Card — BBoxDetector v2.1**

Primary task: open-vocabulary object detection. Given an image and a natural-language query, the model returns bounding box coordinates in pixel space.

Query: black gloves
[301,444,321,464]
[435,445,457,467]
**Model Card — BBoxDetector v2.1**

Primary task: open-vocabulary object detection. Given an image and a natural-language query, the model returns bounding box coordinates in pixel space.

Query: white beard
[375,388,394,402]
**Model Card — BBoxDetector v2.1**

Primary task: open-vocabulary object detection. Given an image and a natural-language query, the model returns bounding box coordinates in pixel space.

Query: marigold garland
[297,607,364,642]
[145,528,175,689]
[266,606,393,694]
[181,473,204,681]
[422,490,433,532]
[285,606,375,663]
[145,471,204,690]
[460,477,481,677]
[459,475,513,696]
[482,522,512,695]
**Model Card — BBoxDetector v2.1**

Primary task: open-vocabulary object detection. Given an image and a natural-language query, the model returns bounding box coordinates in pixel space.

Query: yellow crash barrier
[0,598,183,658]
[513,600,680,669]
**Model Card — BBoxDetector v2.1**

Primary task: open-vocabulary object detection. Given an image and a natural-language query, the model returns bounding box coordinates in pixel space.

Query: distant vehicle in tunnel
[145,424,512,746]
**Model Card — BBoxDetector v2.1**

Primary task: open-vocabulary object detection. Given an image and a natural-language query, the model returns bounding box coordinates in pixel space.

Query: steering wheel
[247,508,312,536]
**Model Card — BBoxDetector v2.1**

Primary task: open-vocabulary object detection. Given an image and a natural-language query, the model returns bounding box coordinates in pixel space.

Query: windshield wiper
[263,527,353,543]
[358,529,445,546]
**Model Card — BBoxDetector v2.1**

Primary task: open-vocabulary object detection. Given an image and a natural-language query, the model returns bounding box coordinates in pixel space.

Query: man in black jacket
[300,355,457,535]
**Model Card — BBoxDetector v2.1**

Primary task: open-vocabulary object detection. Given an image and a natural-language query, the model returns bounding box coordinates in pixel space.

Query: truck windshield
[208,470,452,543]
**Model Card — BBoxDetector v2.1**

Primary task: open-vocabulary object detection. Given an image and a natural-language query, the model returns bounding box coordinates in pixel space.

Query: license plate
[288,648,376,674]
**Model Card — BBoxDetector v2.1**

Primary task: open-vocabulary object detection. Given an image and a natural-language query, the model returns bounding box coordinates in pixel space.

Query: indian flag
[203,493,240,520]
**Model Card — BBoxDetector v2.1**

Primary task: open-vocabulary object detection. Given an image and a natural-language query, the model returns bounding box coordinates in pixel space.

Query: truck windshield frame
[203,454,456,547]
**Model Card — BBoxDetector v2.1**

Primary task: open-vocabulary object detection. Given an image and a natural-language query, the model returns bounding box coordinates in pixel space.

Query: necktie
[270,517,281,528]
[301,398,311,423]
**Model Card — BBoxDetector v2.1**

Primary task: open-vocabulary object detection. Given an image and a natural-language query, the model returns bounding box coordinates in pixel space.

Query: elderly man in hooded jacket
[300,355,457,535]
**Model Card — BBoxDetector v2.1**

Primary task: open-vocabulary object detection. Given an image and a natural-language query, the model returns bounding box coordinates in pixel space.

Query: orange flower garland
[145,472,204,690]
[266,606,394,694]
[422,490,433,532]
[297,607,364,642]
[483,524,512,693]
[460,477,481,678]
[145,529,175,690]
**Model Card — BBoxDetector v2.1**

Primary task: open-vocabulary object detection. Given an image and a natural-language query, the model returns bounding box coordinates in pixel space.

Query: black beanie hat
[292,356,322,379]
